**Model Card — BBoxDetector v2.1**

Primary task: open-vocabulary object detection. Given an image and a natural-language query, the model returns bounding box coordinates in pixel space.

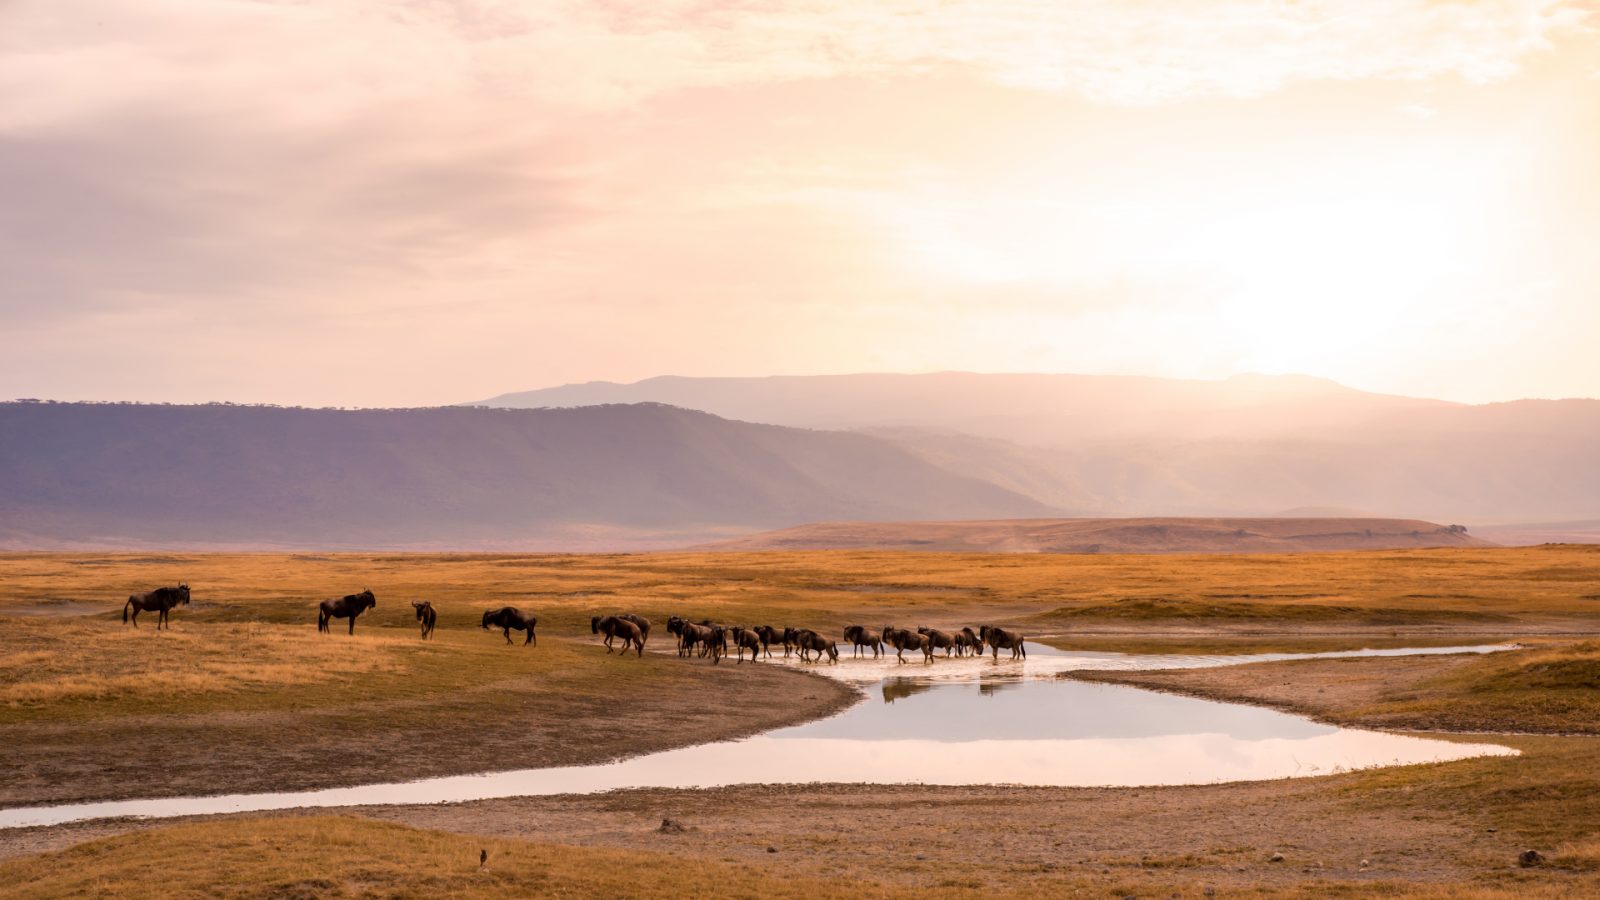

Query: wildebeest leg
[524,628,534,646]
[502,626,512,645]
[348,615,356,636]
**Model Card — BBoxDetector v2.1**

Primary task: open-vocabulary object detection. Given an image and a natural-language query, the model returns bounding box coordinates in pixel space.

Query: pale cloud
[0,1,1597,406]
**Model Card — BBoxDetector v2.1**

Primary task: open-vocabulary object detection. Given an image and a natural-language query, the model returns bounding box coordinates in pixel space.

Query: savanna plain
[2,547,1599,898]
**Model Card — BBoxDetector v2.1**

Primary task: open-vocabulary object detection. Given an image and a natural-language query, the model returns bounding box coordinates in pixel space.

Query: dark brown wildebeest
[979,624,1026,660]
[881,625,931,664]
[842,624,882,658]
[318,589,376,635]
[619,614,651,647]
[696,620,731,657]
[753,625,784,658]
[917,627,956,657]
[591,615,644,656]
[482,607,537,646]
[412,601,437,640]
[793,629,838,664]
[676,621,719,660]
[954,627,984,657]
[122,584,190,630]
[730,626,763,663]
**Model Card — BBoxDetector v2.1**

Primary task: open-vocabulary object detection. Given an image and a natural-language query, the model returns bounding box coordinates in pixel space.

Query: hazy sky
[3,1,1598,407]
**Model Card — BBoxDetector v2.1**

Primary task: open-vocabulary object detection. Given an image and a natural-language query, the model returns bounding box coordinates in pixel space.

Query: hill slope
[694,517,1495,554]
[475,373,1600,523]
[472,371,1449,444]
[0,402,1050,550]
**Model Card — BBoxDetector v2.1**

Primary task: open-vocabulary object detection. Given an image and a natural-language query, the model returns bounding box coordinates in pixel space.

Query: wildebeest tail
[122,598,132,623]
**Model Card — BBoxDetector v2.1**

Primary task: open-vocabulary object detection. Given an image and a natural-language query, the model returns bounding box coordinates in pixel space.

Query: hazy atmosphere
[7,6,1600,898]
[4,0,1599,407]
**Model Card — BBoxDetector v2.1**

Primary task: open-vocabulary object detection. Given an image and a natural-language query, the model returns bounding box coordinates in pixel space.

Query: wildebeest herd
[118,584,1029,663]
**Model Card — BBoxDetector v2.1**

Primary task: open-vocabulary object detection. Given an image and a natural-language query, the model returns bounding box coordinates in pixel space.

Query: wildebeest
[618,614,651,647]
[881,625,931,664]
[917,627,956,657]
[730,626,763,663]
[412,600,437,640]
[122,584,190,630]
[482,607,537,646]
[753,625,785,658]
[318,589,376,635]
[843,624,882,658]
[979,624,1026,660]
[793,629,838,664]
[676,621,721,661]
[591,615,644,656]
[696,620,731,656]
[954,627,984,657]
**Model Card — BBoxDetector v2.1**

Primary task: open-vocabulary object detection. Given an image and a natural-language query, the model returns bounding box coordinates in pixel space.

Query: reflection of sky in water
[0,643,1518,830]
[812,678,1329,742]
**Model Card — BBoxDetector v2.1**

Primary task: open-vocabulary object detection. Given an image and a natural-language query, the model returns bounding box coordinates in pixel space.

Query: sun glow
[885,137,1509,375]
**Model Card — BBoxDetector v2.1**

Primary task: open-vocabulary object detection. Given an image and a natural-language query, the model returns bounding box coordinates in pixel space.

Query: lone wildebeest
[731,626,763,663]
[954,627,984,657]
[917,627,956,657]
[793,629,838,664]
[881,625,931,664]
[979,625,1026,660]
[412,601,437,640]
[591,615,645,656]
[318,589,376,635]
[482,607,537,646]
[843,624,883,658]
[123,584,190,630]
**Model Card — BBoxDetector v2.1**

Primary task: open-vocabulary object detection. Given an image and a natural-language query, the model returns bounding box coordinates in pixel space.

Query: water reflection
[0,643,1519,830]
[881,678,934,704]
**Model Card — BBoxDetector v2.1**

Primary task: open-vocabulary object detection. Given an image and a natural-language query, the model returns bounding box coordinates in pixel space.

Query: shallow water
[0,643,1517,829]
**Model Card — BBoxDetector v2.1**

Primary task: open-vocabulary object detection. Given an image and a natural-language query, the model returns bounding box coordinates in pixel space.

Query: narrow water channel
[0,644,1517,829]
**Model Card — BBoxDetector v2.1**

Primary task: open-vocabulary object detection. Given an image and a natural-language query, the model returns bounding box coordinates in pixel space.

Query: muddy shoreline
[0,642,861,811]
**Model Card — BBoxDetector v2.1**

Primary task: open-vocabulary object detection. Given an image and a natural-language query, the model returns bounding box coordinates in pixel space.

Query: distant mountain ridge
[472,373,1600,524]
[471,372,1455,444]
[0,402,1049,550]
[694,517,1496,554]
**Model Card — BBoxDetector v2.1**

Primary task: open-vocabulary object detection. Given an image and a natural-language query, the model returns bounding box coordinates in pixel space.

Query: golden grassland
[0,545,1595,727]
[1346,640,1600,732]
[2,546,1599,897]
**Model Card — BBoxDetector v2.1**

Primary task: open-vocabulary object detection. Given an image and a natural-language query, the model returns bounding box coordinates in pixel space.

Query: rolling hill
[0,402,1049,550]
[474,373,1600,524]
[694,517,1496,554]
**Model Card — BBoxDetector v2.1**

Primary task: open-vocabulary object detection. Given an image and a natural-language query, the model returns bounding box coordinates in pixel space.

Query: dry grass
[0,545,1593,727]
[1343,641,1600,733]
[0,816,910,899]
[2,815,1594,898]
